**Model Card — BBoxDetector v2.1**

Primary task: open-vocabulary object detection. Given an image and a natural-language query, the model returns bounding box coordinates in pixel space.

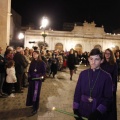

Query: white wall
[24,22,120,52]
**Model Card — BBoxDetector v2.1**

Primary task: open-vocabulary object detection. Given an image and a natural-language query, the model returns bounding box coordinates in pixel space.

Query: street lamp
[18,32,24,40]
[17,32,25,48]
[40,17,49,48]
[41,32,47,47]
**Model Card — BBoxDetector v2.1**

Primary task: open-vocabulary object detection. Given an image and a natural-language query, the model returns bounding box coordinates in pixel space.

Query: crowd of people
[0,45,119,118]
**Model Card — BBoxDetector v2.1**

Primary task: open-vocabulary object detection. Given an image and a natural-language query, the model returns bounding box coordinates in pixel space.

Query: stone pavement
[0,65,120,120]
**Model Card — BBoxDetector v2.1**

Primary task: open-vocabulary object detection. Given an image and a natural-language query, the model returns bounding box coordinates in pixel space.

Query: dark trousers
[14,73,23,92]
[22,72,28,87]
[6,83,14,95]
[0,73,5,93]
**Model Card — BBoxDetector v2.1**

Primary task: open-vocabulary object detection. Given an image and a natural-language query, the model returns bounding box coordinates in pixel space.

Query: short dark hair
[89,48,103,59]
[6,60,15,68]
[32,50,42,61]
[33,50,40,54]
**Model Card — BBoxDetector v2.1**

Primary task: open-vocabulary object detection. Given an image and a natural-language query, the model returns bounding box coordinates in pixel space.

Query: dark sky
[11,0,120,32]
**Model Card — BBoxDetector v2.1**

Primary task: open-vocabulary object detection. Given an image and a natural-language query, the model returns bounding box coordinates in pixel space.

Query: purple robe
[73,68,113,119]
[26,60,46,111]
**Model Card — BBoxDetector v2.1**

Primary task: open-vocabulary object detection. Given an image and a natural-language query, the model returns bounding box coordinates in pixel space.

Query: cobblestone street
[0,65,120,120]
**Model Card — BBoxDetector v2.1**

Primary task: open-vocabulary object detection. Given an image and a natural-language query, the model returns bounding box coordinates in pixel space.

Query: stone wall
[0,0,11,53]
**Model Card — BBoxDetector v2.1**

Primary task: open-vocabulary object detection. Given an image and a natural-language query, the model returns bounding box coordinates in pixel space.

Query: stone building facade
[0,0,11,52]
[0,0,23,51]
[25,21,120,53]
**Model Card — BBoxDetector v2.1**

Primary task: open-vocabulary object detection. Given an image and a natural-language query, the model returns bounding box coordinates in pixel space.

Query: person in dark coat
[26,50,46,115]
[73,48,113,120]
[2,47,14,95]
[0,47,7,97]
[49,54,58,78]
[13,47,28,93]
[67,49,75,80]
[101,48,117,120]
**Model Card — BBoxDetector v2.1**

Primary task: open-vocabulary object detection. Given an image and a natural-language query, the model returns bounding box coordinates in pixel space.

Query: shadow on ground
[0,107,33,120]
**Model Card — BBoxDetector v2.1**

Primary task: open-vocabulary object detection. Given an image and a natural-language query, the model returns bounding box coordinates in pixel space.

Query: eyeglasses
[105,53,110,55]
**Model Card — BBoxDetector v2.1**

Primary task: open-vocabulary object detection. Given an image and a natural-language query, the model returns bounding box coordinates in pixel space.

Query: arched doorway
[94,44,102,51]
[75,44,82,53]
[112,45,120,53]
[115,45,119,51]
[55,43,63,51]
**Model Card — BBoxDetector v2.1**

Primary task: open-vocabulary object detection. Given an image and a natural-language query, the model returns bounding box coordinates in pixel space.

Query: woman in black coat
[101,48,117,120]
[67,49,75,80]
[49,54,58,78]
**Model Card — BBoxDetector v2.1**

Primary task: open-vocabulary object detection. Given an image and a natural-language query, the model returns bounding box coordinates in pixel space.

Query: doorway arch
[94,44,102,51]
[75,44,82,53]
[55,43,63,51]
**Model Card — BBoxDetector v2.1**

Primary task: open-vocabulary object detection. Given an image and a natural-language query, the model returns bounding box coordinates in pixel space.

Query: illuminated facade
[24,21,120,52]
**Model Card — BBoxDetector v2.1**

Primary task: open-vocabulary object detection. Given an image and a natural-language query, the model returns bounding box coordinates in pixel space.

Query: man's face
[88,55,103,69]
[33,52,39,59]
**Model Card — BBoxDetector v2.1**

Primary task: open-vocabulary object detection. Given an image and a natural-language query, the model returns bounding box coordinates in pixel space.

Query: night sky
[11,0,120,33]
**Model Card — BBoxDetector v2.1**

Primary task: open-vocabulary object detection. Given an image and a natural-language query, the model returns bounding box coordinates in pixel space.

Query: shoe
[32,110,37,114]
[70,77,72,80]
[9,93,15,97]
[0,93,8,98]
[30,110,37,116]
[1,92,8,96]
[27,110,37,117]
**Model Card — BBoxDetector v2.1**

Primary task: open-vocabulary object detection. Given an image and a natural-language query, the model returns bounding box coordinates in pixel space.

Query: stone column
[0,0,11,53]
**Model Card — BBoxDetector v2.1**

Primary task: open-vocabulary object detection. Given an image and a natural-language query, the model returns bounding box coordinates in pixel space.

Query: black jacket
[13,52,28,74]
[0,55,6,73]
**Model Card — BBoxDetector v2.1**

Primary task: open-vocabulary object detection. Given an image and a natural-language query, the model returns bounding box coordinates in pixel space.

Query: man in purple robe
[73,48,113,120]
[26,51,46,116]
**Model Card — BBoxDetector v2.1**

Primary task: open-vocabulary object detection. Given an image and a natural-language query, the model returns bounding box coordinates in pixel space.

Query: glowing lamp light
[40,16,49,47]
[32,76,44,80]
[40,17,49,29]
[18,33,24,39]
